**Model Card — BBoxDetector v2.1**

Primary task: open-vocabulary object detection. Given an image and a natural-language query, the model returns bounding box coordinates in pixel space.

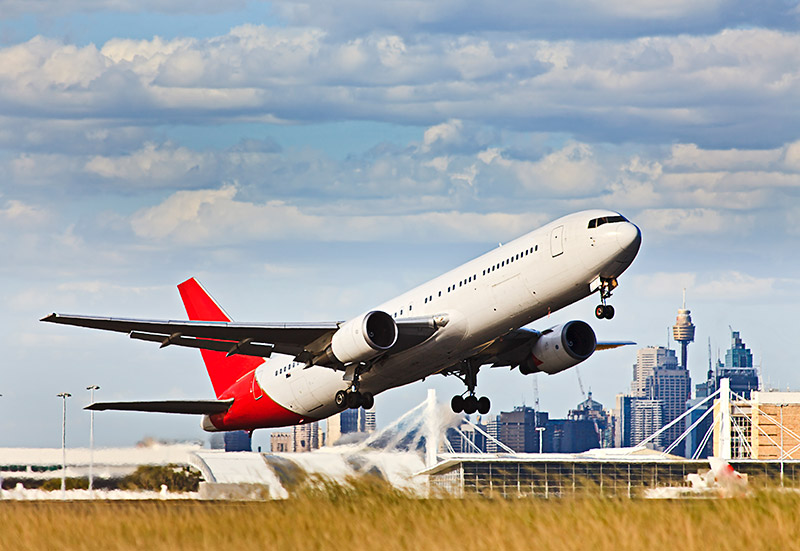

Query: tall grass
[2,483,799,551]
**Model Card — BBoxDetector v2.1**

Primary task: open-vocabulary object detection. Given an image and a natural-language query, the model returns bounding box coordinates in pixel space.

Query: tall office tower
[498,406,538,453]
[364,409,377,433]
[672,291,695,370]
[631,399,664,448]
[486,415,501,453]
[292,421,321,452]
[327,408,376,446]
[718,330,759,399]
[631,346,691,454]
[688,331,760,457]
[695,330,760,400]
[613,394,635,448]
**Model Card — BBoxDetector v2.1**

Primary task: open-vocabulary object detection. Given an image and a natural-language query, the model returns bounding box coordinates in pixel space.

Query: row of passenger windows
[274,361,300,377]
[392,243,539,318]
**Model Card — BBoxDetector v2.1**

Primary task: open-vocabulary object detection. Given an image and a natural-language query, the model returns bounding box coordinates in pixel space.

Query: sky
[1,0,800,452]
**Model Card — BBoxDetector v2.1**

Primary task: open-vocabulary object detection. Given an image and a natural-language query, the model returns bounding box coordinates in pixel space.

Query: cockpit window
[588,215,626,229]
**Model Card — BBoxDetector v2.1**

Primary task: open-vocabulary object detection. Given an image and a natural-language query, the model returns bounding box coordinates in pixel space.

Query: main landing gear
[450,359,491,415]
[335,389,374,410]
[595,277,617,320]
[334,362,374,410]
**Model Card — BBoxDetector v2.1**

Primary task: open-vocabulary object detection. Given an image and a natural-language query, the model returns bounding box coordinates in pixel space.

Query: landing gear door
[550,225,564,257]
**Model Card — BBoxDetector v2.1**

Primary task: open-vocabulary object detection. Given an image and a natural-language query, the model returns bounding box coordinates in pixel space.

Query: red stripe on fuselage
[206,369,314,430]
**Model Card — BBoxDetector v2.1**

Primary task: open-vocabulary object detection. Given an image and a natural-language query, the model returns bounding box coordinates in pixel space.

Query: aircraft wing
[85,399,233,415]
[41,312,441,361]
[41,313,337,357]
[444,329,635,372]
[595,340,636,350]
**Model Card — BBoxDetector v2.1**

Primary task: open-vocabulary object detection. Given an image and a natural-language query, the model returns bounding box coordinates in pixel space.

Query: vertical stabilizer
[178,278,264,398]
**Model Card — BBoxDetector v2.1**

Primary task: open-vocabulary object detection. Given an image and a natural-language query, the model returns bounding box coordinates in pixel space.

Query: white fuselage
[257,209,640,420]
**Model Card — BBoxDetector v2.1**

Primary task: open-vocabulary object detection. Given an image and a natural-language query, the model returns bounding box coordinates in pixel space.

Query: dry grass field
[2,484,799,551]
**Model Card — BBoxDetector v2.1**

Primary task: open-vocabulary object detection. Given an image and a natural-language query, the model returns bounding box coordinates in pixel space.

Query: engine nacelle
[519,320,596,375]
[326,310,398,365]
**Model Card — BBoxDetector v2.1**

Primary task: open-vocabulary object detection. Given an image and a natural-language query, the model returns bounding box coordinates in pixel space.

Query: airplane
[41,209,641,433]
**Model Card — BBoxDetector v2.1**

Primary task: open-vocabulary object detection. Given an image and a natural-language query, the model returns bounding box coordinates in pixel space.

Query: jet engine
[315,310,398,366]
[519,320,596,375]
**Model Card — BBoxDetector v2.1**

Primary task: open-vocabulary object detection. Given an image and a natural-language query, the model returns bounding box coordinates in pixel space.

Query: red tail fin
[178,278,264,399]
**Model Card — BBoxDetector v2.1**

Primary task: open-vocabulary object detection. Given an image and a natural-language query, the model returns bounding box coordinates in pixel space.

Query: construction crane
[575,366,587,401]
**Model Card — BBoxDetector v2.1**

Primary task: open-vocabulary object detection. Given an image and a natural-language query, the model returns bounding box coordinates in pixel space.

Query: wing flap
[129,331,276,358]
[85,399,234,415]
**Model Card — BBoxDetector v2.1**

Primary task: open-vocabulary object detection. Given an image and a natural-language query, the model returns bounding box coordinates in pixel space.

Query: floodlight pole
[57,392,72,500]
[87,385,100,496]
[536,426,545,453]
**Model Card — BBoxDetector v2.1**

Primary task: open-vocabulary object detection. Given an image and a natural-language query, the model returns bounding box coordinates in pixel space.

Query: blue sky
[1,0,800,451]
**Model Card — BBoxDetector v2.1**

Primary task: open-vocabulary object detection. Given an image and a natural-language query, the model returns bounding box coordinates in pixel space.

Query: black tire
[477,396,491,415]
[347,391,363,409]
[603,305,615,319]
[451,395,464,413]
[463,395,479,415]
[595,305,605,319]
[361,392,374,410]
[335,390,348,409]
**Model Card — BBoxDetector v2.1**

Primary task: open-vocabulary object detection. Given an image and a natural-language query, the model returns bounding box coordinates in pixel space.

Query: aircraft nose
[616,221,642,254]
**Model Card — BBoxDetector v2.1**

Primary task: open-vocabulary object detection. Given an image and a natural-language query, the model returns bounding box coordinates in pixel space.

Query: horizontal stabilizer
[85,399,233,415]
[596,341,636,350]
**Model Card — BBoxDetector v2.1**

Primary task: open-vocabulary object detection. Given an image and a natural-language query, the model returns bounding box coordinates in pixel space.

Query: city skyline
[1,1,799,450]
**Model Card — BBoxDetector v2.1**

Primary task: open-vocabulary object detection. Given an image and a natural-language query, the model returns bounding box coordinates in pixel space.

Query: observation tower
[672,289,695,370]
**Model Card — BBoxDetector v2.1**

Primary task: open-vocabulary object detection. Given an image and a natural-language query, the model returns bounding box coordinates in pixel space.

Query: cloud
[1,28,799,147]
[85,142,213,184]
[270,0,798,39]
[0,199,48,225]
[636,207,755,236]
[129,184,540,245]
[479,142,603,197]
[632,271,798,302]
[0,0,246,18]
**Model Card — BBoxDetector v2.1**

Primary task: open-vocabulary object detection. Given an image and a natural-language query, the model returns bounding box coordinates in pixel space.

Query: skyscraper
[696,330,760,400]
[687,330,760,458]
[327,408,376,446]
[630,346,691,454]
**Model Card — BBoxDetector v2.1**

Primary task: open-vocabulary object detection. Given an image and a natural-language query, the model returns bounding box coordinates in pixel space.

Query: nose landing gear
[595,277,617,319]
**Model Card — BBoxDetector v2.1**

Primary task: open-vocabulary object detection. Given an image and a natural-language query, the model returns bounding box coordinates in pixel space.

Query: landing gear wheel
[477,396,491,415]
[595,305,606,319]
[346,391,363,409]
[335,390,348,409]
[463,395,479,415]
[603,304,615,319]
[361,392,374,410]
[451,395,464,413]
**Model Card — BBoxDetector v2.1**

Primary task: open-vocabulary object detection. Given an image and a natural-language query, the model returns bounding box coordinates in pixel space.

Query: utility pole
[57,392,72,500]
[86,385,100,496]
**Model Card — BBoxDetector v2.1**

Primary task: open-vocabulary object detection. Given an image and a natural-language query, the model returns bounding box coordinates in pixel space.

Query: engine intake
[323,310,398,366]
[519,320,596,375]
